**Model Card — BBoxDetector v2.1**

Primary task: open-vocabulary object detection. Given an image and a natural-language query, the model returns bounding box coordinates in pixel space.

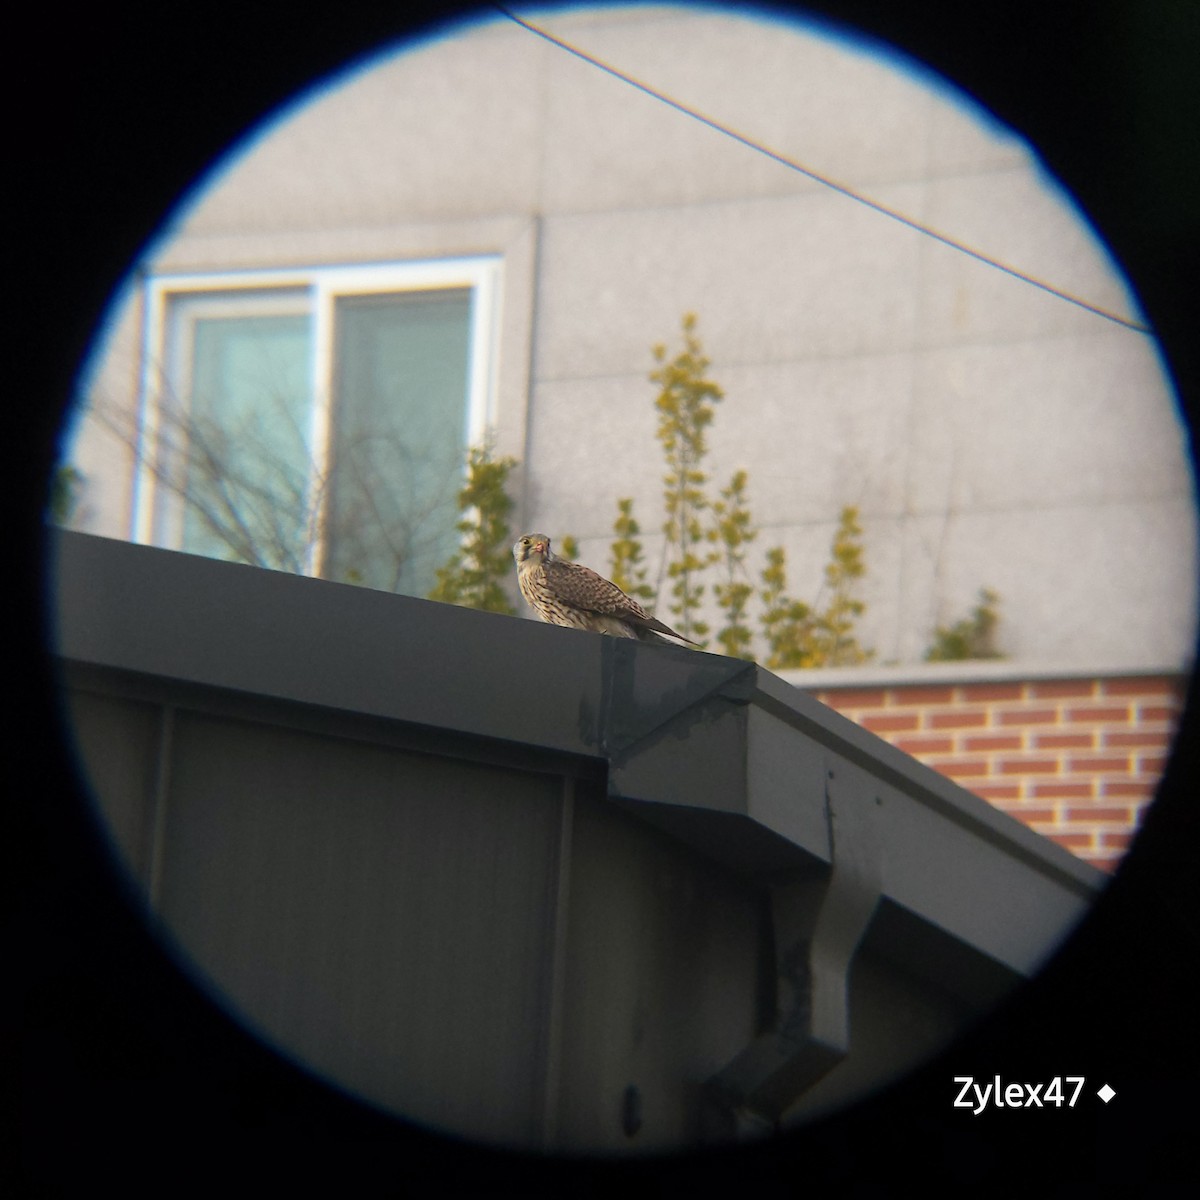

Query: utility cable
[494,5,1151,335]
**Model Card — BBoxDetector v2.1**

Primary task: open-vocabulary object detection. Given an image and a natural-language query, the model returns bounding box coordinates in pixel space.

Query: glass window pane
[325,289,473,595]
[180,313,313,570]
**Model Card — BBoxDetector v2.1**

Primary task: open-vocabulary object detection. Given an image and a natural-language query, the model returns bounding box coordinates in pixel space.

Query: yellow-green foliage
[711,469,757,659]
[650,312,723,642]
[926,588,1003,661]
[615,314,876,666]
[816,505,872,665]
[609,498,655,603]
[759,545,814,669]
[428,443,518,615]
[433,313,996,669]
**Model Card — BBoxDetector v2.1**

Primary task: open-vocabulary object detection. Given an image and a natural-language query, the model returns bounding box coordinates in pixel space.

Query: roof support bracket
[704,754,882,1137]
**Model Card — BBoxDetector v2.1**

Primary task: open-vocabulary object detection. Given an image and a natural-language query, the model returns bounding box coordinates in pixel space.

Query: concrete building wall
[64,5,1196,670]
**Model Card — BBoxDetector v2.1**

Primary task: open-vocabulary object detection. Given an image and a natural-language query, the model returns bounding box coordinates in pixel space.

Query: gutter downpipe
[705,755,882,1137]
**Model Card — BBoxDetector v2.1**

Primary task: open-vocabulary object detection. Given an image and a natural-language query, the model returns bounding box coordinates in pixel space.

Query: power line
[494,5,1151,335]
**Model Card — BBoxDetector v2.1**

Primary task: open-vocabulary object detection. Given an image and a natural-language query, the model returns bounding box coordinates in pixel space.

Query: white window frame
[132,256,502,576]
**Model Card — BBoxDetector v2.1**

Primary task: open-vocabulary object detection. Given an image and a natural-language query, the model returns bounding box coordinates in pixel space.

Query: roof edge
[777,658,1193,690]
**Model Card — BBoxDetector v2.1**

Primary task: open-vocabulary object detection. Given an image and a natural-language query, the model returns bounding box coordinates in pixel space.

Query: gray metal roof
[52,529,1101,974]
[50,530,1105,1148]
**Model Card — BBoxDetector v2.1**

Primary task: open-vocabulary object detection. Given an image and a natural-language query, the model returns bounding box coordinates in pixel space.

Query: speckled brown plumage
[513,533,697,645]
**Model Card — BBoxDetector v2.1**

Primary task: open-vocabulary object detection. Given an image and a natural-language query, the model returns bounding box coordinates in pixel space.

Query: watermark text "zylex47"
[953,1076,1085,1114]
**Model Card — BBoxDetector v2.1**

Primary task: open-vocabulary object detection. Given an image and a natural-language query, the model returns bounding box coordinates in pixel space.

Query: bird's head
[513,533,552,565]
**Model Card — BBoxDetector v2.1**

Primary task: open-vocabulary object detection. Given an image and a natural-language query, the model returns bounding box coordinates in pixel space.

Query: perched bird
[513,533,697,645]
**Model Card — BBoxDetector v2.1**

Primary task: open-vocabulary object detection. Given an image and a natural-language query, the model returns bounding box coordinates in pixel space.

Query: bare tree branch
[82,366,468,594]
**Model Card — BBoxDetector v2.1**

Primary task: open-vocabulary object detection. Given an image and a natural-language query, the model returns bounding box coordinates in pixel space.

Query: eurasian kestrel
[513,533,697,645]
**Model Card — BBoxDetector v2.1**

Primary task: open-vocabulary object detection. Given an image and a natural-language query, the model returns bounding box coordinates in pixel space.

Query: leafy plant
[428,443,518,614]
[926,587,1003,661]
[608,498,655,603]
[809,505,872,666]
[758,510,872,668]
[759,545,814,669]
[607,314,873,667]
[711,469,758,659]
[650,312,723,643]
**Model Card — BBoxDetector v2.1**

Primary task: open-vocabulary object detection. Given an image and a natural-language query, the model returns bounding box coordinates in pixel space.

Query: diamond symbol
[1097,1084,1116,1103]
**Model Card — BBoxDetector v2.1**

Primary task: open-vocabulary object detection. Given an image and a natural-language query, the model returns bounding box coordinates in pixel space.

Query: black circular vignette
[12,2,1198,1192]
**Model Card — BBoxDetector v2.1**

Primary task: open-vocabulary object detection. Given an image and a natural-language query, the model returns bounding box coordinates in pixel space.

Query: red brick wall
[811,675,1187,872]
